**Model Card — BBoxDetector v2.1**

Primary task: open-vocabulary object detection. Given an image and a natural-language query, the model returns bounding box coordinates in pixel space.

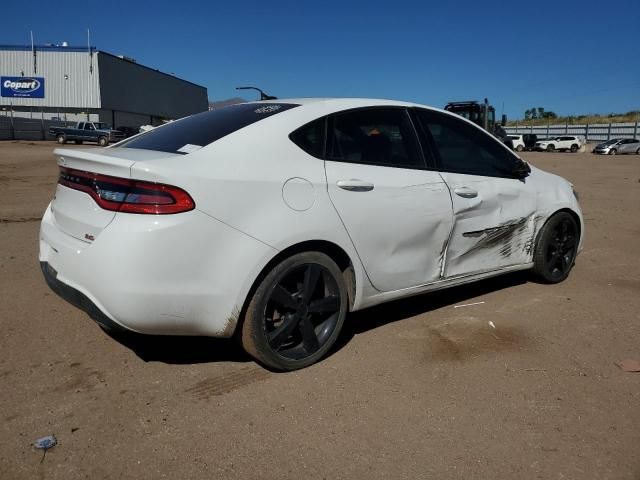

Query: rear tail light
[58,167,195,214]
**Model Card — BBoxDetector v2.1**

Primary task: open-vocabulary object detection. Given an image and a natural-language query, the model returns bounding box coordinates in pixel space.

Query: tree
[523,107,557,121]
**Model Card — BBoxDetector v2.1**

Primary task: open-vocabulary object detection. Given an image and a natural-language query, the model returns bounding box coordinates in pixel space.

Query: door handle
[454,187,478,198]
[336,180,374,192]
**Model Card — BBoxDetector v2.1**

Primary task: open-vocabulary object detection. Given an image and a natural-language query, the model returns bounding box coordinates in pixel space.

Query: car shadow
[104,329,253,365]
[330,270,530,354]
[105,271,529,366]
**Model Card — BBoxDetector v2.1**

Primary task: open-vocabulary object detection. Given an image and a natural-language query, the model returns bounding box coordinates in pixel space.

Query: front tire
[546,144,555,152]
[532,212,579,284]
[98,136,109,147]
[241,252,348,371]
[609,149,617,155]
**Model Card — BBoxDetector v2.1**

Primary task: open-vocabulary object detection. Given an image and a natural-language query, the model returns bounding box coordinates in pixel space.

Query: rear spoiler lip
[53,148,182,179]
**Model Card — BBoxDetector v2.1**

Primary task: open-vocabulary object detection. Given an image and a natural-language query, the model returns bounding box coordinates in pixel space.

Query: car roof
[244,97,457,116]
[237,97,475,126]
[260,97,420,107]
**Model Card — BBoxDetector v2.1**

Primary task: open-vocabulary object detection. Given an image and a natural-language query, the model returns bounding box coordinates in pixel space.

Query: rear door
[324,107,453,292]
[413,108,537,278]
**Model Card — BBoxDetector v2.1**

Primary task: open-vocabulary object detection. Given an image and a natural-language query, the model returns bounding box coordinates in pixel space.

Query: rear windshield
[118,103,299,154]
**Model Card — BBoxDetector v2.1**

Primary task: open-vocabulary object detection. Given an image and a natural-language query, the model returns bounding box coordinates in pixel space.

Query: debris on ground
[454,301,485,309]
[34,435,57,463]
[34,435,57,450]
[616,359,640,372]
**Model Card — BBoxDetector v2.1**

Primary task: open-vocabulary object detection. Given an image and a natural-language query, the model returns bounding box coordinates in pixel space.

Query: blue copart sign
[1,77,45,98]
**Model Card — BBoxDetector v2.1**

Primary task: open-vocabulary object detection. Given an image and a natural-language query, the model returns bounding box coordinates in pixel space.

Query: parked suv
[593,138,640,155]
[507,135,525,151]
[535,136,583,152]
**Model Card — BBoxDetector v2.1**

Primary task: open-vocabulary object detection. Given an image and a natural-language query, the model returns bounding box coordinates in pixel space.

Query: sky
[2,0,639,119]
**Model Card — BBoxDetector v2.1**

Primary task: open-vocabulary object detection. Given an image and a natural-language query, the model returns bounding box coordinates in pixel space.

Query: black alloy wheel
[570,144,578,153]
[242,252,348,371]
[547,144,555,152]
[532,212,579,283]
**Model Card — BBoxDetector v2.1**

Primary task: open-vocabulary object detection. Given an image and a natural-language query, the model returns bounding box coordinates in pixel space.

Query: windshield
[118,103,299,154]
[601,139,620,146]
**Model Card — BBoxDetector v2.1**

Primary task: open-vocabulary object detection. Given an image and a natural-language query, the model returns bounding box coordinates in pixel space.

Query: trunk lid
[51,148,180,241]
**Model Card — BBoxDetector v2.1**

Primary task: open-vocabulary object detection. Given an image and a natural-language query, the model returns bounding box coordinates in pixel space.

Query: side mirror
[512,160,531,179]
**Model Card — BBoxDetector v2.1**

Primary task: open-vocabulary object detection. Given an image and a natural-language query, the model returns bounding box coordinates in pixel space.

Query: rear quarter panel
[128,103,373,314]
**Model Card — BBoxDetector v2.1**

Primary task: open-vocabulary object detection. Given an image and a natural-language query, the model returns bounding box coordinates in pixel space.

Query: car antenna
[236,86,277,101]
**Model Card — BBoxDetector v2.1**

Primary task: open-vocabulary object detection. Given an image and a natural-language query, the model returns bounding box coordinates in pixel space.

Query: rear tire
[532,212,579,284]
[636,148,640,155]
[56,134,66,144]
[98,136,109,147]
[516,145,524,152]
[570,144,578,153]
[546,144,555,152]
[241,252,348,371]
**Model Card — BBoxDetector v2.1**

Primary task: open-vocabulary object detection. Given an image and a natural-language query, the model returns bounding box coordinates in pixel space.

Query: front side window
[327,108,423,169]
[415,109,518,178]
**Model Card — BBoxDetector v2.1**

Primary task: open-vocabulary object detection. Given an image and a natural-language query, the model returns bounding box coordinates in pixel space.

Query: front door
[413,108,537,278]
[324,107,453,292]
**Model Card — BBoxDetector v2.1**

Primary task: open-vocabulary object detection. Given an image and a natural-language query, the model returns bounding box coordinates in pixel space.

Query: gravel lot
[1,141,639,479]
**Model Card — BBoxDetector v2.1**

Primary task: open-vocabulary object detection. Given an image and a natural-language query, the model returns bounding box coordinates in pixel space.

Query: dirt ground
[1,141,639,479]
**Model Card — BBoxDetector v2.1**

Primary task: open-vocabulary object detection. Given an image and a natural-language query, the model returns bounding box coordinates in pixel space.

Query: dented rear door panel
[326,161,453,292]
[439,172,537,277]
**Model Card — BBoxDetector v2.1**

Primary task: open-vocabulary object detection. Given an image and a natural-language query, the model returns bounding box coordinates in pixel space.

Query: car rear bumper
[40,261,127,332]
[39,203,277,337]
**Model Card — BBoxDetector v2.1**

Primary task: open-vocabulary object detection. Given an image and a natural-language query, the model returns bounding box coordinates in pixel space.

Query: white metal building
[0,44,208,128]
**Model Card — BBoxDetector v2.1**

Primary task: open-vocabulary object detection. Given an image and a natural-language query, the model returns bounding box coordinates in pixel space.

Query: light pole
[63,74,69,122]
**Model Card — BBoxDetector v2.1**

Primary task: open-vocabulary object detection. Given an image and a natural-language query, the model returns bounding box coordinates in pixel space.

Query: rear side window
[118,103,299,154]
[327,108,424,169]
[289,118,325,158]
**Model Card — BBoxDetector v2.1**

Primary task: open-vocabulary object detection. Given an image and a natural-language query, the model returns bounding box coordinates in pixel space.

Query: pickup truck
[49,122,125,147]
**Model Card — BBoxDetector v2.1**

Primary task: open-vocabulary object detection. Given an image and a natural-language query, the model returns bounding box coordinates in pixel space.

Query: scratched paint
[523,214,547,256]
[460,215,532,259]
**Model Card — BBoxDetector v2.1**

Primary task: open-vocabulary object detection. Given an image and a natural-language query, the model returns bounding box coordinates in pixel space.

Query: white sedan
[39,98,583,370]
